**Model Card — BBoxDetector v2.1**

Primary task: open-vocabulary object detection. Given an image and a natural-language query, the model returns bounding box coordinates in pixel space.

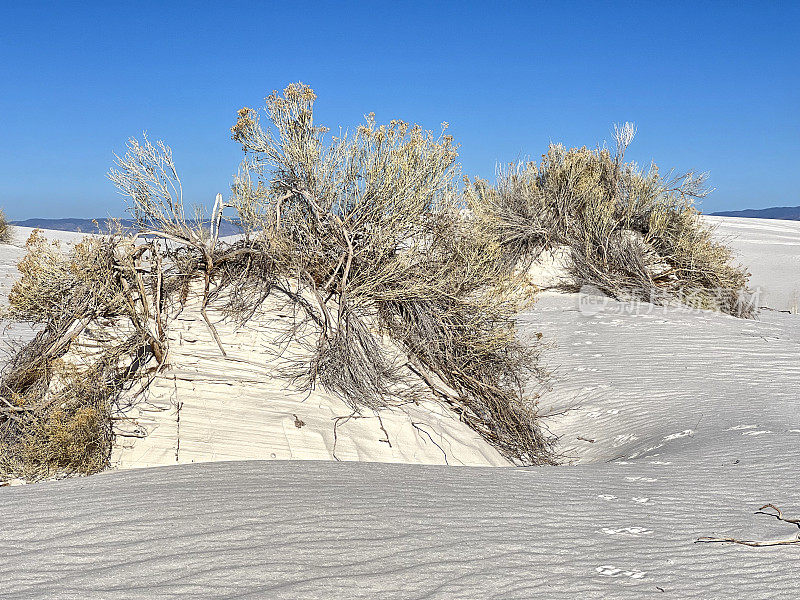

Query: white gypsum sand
[1,458,798,599]
[105,279,508,468]
[707,216,800,314]
[1,215,798,598]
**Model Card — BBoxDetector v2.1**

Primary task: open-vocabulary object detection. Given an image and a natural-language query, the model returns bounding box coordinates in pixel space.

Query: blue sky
[1,1,798,219]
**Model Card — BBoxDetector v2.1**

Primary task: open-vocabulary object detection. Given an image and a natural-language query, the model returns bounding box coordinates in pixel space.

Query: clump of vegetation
[0,231,160,479]
[0,209,11,244]
[467,123,754,317]
[226,84,548,463]
[1,83,553,480]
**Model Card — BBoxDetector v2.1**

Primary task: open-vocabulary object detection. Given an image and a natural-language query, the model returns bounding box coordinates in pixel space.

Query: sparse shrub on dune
[0,230,154,479]
[226,84,549,464]
[467,123,754,317]
[0,83,552,480]
[0,210,11,244]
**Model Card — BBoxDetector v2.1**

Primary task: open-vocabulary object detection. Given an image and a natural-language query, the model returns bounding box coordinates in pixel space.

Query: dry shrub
[1,230,159,480]
[0,210,10,244]
[6,371,111,478]
[1,82,554,480]
[467,123,754,317]
[1,329,152,480]
[8,231,130,326]
[226,83,551,464]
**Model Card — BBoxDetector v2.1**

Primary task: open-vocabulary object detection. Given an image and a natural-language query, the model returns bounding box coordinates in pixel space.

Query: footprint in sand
[595,565,647,579]
[598,495,653,505]
[600,527,654,536]
[663,430,693,441]
[586,408,621,419]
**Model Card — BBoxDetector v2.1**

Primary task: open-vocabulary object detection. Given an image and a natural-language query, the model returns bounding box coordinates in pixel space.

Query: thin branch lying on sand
[331,412,365,462]
[696,504,800,547]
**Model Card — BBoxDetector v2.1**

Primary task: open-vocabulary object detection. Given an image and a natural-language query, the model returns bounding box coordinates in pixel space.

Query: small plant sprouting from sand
[0,83,552,481]
[467,123,755,317]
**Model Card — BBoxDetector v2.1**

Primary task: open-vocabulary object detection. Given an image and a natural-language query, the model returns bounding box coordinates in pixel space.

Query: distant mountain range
[11,206,800,233]
[11,218,244,236]
[710,206,800,220]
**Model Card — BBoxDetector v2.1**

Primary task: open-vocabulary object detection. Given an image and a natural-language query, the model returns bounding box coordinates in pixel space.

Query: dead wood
[696,504,800,547]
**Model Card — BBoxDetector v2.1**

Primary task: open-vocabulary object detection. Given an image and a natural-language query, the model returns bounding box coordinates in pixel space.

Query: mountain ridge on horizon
[10,217,244,236]
[12,205,800,232]
[710,205,800,220]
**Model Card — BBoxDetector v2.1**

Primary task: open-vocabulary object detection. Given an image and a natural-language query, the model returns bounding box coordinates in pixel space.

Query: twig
[411,421,449,465]
[174,375,182,462]
[331,412,364,461]
[201,304,227,357]
[375,412,392,447]
[696,504,800,546]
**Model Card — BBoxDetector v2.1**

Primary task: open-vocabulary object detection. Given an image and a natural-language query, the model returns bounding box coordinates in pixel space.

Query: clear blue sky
[1,1,798,219]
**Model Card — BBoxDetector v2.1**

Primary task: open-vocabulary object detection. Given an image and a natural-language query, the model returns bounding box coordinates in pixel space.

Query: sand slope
[527,294,800,466]
[709,216,800,313]
[108,286,507,468]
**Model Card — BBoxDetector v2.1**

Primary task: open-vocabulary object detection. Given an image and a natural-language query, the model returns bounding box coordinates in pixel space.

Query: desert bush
[0,341,151,479]
[1,83,553,480]
[1,230,164,479]
[1,365,111,478]
[0,210,11,244]
[7,231,130,326]
[227,83,551,463]
[467,124,753,317]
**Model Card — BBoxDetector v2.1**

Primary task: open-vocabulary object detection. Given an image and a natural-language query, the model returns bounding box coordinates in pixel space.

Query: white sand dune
[709,216,800,313]
[1,459,798,598]
[1,216,799,598]
[108,284,507,468]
